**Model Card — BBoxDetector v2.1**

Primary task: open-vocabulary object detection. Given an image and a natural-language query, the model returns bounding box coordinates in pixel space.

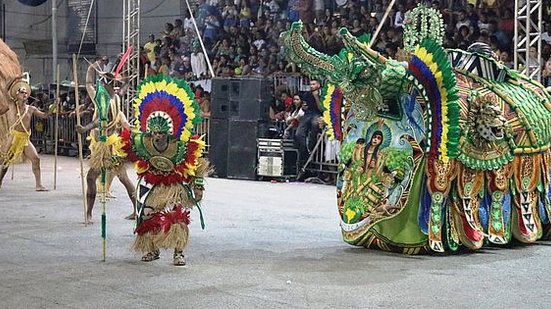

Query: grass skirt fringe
[146,184,193,211]
[132,233,156,253]
[132,223,189,252]
[89,137,124,173]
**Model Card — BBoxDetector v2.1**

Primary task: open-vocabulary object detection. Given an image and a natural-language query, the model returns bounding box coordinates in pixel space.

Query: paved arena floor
[1,155,550,308]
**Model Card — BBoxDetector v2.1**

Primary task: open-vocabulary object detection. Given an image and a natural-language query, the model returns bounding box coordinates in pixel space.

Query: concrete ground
[1,155,550,309]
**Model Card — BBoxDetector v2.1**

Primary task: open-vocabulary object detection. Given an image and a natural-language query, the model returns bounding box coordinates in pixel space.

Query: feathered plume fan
[321,84,344,141]
[134,75,201,142]
[408,38,460,162]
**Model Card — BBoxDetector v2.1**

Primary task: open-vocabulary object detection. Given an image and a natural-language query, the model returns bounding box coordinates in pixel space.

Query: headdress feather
[134,75,201,142]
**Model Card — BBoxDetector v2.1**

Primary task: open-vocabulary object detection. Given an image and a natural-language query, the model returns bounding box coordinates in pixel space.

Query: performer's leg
[118,169,137,220]
[173,224,189,266]
[0,165,8,188]
[105,171,116,198]
[24,142,47,191]
[86,168,101,223]
[173,248,186,266]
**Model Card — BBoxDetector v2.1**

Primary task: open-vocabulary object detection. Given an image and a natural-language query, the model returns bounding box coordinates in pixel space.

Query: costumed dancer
[0,77,49,191]
[76,60,136,222]
[120,74,210,266]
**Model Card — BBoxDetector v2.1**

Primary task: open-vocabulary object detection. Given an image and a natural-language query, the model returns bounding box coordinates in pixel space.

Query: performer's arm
[312,90,323,114]
[30,105,49,119]
[118,111,131,130]
[76,119,99,134]
[0,101,8,115]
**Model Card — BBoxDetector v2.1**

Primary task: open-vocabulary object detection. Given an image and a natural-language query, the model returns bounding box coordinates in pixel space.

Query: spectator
[183,10,194,32]
[191,44,208,78]
[288,0,301,22]
[162,22,174,38]
[174,56,194,80]
[158,56,171,75]
[455,10,471,31]
[171,19,184,39]
[240,2,252,28]
[284,94,305,138]
[499,50,514,69]
[203,13,221,42]
[394,3,406,28]
[199,91,211,118]
[144,34,157,64]
[542,23,551,45]
[299,0,313,24]
[294,79,323,172]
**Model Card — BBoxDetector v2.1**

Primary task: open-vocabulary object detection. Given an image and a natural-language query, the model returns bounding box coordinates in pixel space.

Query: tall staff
[53,64,60,190]
[369,0,397,47]
[184,0,215,78]
[73,54,87,224]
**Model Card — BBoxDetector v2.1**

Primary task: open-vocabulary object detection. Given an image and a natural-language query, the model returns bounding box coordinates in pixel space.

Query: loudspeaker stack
[209,77,273,180]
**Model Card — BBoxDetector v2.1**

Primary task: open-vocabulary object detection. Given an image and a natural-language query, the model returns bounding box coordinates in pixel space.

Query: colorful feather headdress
[134,75,201,142]
[408,38,460,162]
[321,83,344,141]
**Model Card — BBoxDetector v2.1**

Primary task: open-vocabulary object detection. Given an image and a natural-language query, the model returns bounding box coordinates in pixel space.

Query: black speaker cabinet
[229,77,272,101]
[229,98,272,121]
[211,77,230,99]
[208,118,229,178]
[211,97,229,119]
[227,120,260,180]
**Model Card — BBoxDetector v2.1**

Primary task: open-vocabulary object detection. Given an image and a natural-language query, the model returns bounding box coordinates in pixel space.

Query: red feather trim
[138,162,190,186]
[120,128,140,162]
[135,205,190,235]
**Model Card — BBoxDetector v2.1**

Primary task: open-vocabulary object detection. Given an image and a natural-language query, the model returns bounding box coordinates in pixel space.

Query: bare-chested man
[0,80,47,191]
[76,60,136,223]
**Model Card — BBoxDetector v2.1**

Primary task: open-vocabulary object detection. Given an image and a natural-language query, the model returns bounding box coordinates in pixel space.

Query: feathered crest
[321,84,344,141]
[408,38,460,162]
[134,75,201,142]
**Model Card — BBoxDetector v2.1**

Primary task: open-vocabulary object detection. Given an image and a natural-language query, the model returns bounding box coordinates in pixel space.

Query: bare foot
[36,186,48,192]
[106,192,117,199]
[124,213,137,220]
[84,214,94,225]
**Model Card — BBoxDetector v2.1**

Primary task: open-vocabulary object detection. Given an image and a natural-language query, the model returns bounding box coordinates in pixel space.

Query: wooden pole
[72,54,87,224]
[53,64,60,190]
[184,0,215,78]
[369,0,397,47]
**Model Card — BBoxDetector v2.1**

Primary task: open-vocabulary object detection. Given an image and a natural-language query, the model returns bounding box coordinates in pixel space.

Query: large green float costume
[282,5,551,253]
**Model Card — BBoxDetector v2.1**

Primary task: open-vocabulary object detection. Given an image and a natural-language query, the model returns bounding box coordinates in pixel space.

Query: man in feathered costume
[76,61,136,223]
[120,75,209,266]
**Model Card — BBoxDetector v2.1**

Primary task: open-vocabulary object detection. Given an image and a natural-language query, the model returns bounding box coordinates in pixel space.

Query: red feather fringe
[135,205,190,235]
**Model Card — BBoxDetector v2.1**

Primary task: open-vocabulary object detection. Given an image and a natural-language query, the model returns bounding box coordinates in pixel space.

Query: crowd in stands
[139,0,551,82]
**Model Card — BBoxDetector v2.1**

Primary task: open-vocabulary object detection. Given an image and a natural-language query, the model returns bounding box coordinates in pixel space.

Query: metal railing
[30,114,93,156]
[299,129,340,180]
[30,114,211,156]
[272,74,311,95]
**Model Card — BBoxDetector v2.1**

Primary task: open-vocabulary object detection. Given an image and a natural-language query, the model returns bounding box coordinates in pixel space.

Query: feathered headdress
[134,75,201,142]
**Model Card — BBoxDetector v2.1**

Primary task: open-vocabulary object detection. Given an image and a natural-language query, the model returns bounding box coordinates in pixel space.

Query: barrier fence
[29,74,337,183]
[30,115,211,156]
[31,114,93,156]
[300,129,340,180]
